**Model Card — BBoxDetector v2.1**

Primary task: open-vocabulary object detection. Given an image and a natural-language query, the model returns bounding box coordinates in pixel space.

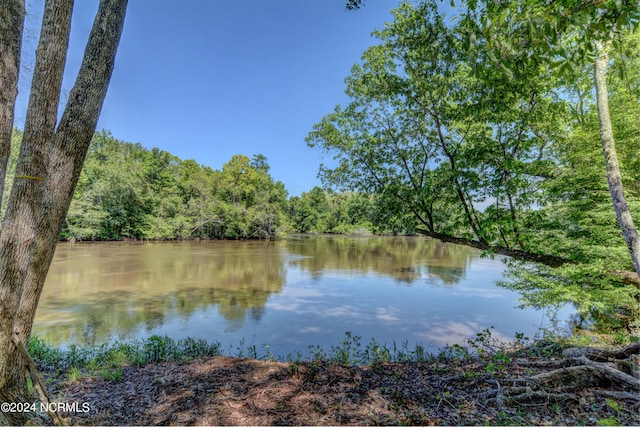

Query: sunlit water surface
[33,236,573,357]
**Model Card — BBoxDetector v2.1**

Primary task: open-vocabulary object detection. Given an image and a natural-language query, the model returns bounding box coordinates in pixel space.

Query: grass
[29,331,443,376]
[27,326,631,378]
[29,334,223,381]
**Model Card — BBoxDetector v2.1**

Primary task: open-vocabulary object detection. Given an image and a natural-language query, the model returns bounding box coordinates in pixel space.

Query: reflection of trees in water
[287,236,475,285]
[36,241,287,345]
[35,238,480,345]
[425,266,466,285]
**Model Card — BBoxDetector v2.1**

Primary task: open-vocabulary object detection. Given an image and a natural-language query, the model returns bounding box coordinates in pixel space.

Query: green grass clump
[28,335,65,370]
[28,335,222,374]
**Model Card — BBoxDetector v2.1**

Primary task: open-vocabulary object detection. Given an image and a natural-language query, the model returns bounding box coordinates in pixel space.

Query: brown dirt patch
[53,352,640,426]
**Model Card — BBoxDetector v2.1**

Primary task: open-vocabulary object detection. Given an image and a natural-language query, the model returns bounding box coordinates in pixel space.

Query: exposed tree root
[561,342,640,361]
[484,343,640,408]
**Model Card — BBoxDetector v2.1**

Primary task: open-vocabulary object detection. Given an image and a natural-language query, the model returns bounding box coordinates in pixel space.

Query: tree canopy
[311,0,640,322]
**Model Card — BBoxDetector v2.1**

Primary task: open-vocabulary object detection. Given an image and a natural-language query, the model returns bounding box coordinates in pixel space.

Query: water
[33,235,573,357]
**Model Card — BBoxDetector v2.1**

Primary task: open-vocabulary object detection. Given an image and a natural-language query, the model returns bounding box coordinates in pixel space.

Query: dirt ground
[55,348,640,426]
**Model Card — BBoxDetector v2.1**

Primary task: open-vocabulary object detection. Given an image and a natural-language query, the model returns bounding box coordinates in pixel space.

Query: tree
[309,1,566,262]
[251,153,270,173]
[217,154,288,239]
[0,1,23,215]
[0,0,127,423]
[345,0,365,10]
[458,0,640,277]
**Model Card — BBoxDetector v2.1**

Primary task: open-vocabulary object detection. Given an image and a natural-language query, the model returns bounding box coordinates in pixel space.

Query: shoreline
[33,335,640,426]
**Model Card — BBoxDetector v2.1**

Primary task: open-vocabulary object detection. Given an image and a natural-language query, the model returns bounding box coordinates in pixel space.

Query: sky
[16,0,453,196]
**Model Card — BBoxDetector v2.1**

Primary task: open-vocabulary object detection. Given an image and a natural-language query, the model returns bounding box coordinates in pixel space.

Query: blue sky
[16,1,452,196]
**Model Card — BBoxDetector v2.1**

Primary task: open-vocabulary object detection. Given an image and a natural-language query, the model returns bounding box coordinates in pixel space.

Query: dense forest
[3,130,398,240]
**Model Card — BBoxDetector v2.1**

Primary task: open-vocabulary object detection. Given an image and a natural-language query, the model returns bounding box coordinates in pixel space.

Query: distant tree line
[3,129,414,241]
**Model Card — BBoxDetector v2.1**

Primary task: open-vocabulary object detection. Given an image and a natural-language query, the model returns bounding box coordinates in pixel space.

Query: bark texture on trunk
[0,0,128,423]
[0,0,25,210]
[593,41,640,278]
[0,0,74,390]
[13,0,128,349]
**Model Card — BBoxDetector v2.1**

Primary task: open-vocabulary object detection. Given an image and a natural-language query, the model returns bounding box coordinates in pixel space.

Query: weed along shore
[25,332,640,426]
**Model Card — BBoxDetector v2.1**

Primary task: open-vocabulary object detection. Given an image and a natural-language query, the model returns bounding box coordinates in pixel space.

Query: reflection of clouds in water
[298,326,323,334]
[281,288,323,298]
[375,307,400,323]
[267,287,324,313]
[449,286,512,299]
[268,300,305,313]
[414,320,512,347]
[270,300,366,322]
[222,317,245,333]
[324,305,362,319]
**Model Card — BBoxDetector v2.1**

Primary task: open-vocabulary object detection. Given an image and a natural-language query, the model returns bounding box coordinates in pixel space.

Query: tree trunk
[415,227,567,266]
[0,0,25,212]
[0,0,127,423]
[0,0,74,396]
[13,0,128,352]
[593,41,640,278]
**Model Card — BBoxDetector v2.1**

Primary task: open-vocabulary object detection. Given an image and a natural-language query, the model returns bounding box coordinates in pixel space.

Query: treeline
[289,187,416,235]
[3,130,412,240]
[65,132,290,240]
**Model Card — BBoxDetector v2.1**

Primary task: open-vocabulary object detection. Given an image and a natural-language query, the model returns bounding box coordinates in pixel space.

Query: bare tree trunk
[594,41,640,278]
[0,0,25,212]
[0,0,73,394]
[0,0,127,423]
[13,0,128,351]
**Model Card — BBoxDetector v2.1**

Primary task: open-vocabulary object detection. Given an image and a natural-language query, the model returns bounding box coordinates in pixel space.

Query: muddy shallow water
[33,235,573,356]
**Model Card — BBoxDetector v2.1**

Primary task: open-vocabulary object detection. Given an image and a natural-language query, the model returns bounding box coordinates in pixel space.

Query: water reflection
[33,236,572,353]
[37,241,286,344]
[287,235,473,284]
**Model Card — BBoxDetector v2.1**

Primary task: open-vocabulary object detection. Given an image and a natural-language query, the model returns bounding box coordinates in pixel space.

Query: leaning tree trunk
[0,0,127,424]
[12,0,128,361]
[593,41,640,278]
[0,0,73,406]
[0,0,25,212]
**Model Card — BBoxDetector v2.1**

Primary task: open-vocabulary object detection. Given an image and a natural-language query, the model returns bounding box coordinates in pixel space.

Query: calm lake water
[33,236,573,357]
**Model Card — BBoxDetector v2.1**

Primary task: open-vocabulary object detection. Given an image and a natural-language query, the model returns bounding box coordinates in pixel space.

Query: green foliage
[27,335,65,371]
[597,416,621,426]
[287,187,402,235]
[14,130,295,241]
[305,0,640,328]
[66,366,82,383]
[329,331,363,365]
[100,367,124,382]
[307,0,569,251]
[28,334,222,372]
[500,259,640,330]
